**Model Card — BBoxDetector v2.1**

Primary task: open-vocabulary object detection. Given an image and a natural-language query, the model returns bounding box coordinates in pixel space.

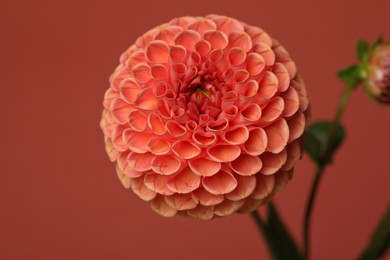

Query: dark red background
[1,0,389,259]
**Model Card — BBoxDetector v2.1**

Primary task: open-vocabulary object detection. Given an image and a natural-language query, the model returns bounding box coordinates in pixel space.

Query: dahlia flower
[364,42,390,104]
[100,15,310,219]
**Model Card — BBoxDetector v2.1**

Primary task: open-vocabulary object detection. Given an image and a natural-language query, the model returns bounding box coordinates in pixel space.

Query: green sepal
[357,40,369,62]
[358,206,390,260]
[304,121,346,165]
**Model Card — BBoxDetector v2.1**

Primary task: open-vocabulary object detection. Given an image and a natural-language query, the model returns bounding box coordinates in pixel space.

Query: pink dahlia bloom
[100,15,310,219]
[365,42,390,104]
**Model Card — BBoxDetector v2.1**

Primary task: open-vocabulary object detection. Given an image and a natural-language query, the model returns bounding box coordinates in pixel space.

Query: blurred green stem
[251,210,278,259]
[302,83,356,260]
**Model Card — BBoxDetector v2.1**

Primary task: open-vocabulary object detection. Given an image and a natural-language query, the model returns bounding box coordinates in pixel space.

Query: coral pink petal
[146,40,169,63]
[274,49,297,78]
[228,47,246,66]
[151,64,168,80]
[223,125,249,145]
[282,140,302,171]
[229,32,252,52]
[204,30,228,49]
[258,71,279,100]
[150,195,177,217]
[110,125,128,152]
[134,87,157,110]
[169,45,187,63]
[281,87,300,117]
[207,145,241,162]
[236,103,262,124]
[261,97,285,123]
[186,205,214,220]
[147,113,166,135]
[245,24,272,46]
[241,80,259,99]
[287,113,305,143]
[192,187,224,206]
[128,110,147,132]
[117,153,143,178]
[246,53,265,76]
[167,167,201,194]
[123,130,149,153]
[243,127,268,156]
[166,120,187,138]
[155,25,183,45]
[225,175,256,201]
[151,155,181,175]
[212,16,244,35]
[264,119,289,154]
[195,40,211,56]
[274,170,293,192]
[253,43,275,66]
[165,193,198,210]
[260,150,288,175]
[144,173,174,195]
[273,63,290,93]
[188,18,216,34]
[115,165,131,189]
[110,97,134,124]
[130,176,157,201]
[148,137,170,155]
[172,140,201,159]
[192,131,217,146]
[132,63,151,83]
[230,154,263,176]
[206,118,229,133]
[104,136,118,162]
[188,157,221,177]
[234,69,250,83]
[202,170,238,194]
[251,174,275,200]
[175,30,201,50]
[214,200,245,217]
[128,152,154,172]
[119,79,141,104]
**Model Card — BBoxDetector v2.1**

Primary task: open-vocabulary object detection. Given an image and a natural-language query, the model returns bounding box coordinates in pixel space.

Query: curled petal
[273,63,290,93]
[188,157,221,177]
[111,125,128,152]
[282,140,302,171]
[132,63,151,83]
[192,187,224,206]
[104,136,118,162]
[123,130,149,153]
[115,165,131,189]
[128,110,147,132]
[169,45,187,63]
[234,69,250,84]
[264,119,289,154]
[229,32,252,52]
[172,140,201,159]
[144,173,174,195]
[261,97,285,123]
[193,131,217,147]
[214,200,244,217]
[166,120,187,138]
[156,99,171,119]
[188,18,217,34]
[117,152,143,178]
[165,193,198,210]
[207,145,241,162]
[257,71,279,100]
[151,64,168,80]
[146,40,169,63]
[211,15,244,35]
[274,169,293,192]
[281,86,300,117]
[130,175,157,201]
[237,198,266,214]
[243,127,267,156]
[218,105,238,121]
[253,43,275,66]
[223,125,249,145]
[128,152,154,172]
[225,175,256,201]
[274,49,297,78]
[245,24,272,47]
[251,174,275,200]
[287,113,305,143]
[241,80,259,100]
[150,195,177,217]
[186,205,214,220]
[260,150,288,175]
[204,30,228,49]
[202,170,238,194]
[233,103,262,125]
[155,25,183,45]
[246,53,265,76]
[230,154,262,176]
[147,113,166,135]
[228,47,246,66]
[167,167,201,194]
[119,79,141,104]
[185,120,198,132]
[195,40,211,56]
[151,155,181,175]
[110,97,134,124]
[175,30,201,50]
[206,118,229,133]
[134,87,157,110]
[221,91,238,109]
[148,137,170,155]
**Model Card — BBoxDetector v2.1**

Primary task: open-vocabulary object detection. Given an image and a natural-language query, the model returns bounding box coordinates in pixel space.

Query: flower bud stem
[251,210,279,259]
[303,83,357,260]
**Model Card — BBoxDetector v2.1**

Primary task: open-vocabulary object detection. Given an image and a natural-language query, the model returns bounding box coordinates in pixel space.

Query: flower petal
[165,193,198,210]
[230,154,262,176]
[225,175,256,201]
[146,40,169,63]
[243,127,268,156]
[223,125,249,145]
[150,195,177,217]
[251,174,275,199]
[188,157,221,177]
[167,167,201,194]
[260,150,287,175]
[202,170,238,194]
[192,187,224,206]
[207,145,241,162]
[151,155,181,175]
[130,175,157,201]
[172,140,201,159]
[204,30,228,49]
[123,130,149,153]
[144,173,174,195]
[128,110,147,132]
[175,30,201,50]
[148,137,170,155]
[214,200,244,217]
[264,119,289,154]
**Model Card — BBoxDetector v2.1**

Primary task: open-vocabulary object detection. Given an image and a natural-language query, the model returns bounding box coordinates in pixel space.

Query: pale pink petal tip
[100,14,310,219]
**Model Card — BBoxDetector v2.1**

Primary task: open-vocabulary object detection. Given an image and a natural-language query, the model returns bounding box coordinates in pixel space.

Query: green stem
[251,210,278,260]
[302,83,356,260]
